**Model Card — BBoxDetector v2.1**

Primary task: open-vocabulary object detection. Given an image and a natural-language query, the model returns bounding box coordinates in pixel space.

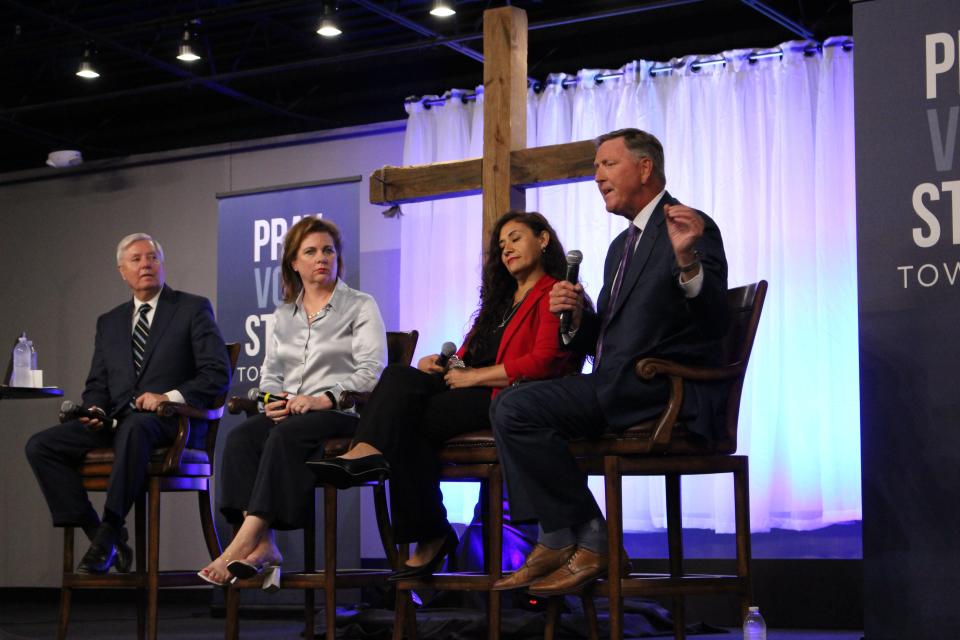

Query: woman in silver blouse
[198,216,387,587]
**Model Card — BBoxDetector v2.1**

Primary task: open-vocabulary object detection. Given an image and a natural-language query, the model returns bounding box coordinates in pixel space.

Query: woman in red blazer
[310,211,585,579]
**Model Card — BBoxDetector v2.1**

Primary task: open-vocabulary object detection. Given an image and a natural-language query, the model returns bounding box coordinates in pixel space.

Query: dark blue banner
[855,1,960,637]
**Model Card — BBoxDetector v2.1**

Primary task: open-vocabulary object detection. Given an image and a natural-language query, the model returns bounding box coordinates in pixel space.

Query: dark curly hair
[465,211,568,361]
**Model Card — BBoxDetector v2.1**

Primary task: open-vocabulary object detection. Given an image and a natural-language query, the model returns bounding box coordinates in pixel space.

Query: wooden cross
[369,7,597,241]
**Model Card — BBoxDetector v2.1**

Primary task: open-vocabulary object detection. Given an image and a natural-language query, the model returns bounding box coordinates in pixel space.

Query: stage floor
[0,597,863,640]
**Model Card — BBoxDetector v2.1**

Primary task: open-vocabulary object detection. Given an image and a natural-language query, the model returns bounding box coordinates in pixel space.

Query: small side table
[0,385,64,401]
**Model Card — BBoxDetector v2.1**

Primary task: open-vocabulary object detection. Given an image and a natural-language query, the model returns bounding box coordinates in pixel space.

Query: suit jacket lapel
[496,276,550,361]
[137,286,176,378]
[116,301,137,384]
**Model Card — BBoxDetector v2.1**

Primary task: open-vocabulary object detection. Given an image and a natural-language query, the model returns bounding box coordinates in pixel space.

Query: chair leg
[665,473,685,640]
[305,497,317,639]
[393,588,408,640]
[198,488,222,560]
[324,485,337,640]
[734,460,753,619]
[486,470,504,640]
[135,493,147,640]
[57,527,74,640]
[541,596,560,639]
[147,478,161,640]
[224,585,240,640]
[582,592,600,640]
[603,456,624,640]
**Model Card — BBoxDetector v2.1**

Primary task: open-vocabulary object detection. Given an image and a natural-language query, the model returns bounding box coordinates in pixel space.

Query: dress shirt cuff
[165,389,186,405]
[679,268,704,298]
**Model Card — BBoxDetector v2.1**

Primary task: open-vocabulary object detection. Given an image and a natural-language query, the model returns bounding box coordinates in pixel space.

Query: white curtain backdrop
[397,39,859,533]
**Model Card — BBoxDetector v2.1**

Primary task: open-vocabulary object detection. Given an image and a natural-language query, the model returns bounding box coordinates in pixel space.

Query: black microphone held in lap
[60,400,117,431]
[247,388,287,406]
[435,342,457,369]
[560,250,583,334]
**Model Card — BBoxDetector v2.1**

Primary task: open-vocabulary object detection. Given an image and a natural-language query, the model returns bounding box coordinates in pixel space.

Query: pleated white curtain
[398,38,860,533]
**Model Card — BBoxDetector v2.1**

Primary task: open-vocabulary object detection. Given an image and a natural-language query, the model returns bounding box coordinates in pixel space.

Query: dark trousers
[353,364,491,545]
[219,410,357,530]
[25,413,179,528]
[490,374,611,533]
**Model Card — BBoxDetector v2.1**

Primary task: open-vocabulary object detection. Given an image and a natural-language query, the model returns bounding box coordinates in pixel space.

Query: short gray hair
[116,233,164,265]
[595,128,666,185]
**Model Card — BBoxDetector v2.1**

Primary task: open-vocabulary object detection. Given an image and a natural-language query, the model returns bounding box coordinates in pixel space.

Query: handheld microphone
[435,342,457,369]
[560,250,583,334]
[247,388,287,406]
[60,400,117,431]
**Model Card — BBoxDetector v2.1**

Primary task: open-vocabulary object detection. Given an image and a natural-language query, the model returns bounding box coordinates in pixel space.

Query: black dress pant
[25,412,179,528]
[353,364,492,545]
[219,410,357,530]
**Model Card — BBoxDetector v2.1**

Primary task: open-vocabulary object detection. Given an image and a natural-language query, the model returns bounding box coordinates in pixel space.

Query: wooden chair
[57,342,241,640]
[391,430,505,640]
[223,330,419,640]
[542,280,768,640]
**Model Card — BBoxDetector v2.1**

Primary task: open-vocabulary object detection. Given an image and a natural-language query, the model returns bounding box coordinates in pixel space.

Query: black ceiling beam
[738,0,816,41]
[0,113,112,153]
[1,0,322,125]
[348,0,484,64]
[2,0,709,118]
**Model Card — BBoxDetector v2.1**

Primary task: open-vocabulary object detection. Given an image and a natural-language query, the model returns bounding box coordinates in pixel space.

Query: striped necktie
[132,303,151,376]
[595,225,640,368]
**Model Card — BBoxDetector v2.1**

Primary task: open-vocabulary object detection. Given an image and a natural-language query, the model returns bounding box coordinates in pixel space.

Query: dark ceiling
[0,0,852,175]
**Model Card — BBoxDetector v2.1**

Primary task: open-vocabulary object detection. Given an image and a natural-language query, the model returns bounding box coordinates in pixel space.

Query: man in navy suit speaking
[26,233,231,574]
[490,129,729,594]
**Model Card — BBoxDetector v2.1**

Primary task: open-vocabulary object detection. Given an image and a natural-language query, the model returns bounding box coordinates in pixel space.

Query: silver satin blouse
[259,279,387,403]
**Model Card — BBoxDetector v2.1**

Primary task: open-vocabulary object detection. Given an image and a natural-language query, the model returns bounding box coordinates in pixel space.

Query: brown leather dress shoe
[491,543,576,591]
[528,546,608,595]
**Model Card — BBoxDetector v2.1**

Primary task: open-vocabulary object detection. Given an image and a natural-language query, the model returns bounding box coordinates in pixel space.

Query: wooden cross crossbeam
[369,141,596,205]
[368,7,597,241]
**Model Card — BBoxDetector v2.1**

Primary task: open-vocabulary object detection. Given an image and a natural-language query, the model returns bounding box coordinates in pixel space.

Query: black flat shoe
[307,454,390,489]
[77,523,120,574]
[113,526,133,573]
[388,528,459,582]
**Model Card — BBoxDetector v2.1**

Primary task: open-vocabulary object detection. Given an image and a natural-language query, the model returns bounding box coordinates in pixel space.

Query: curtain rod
[407,39,853,108]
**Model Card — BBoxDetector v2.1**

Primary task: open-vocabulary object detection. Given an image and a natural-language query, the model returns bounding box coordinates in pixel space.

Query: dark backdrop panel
[854,1,960,638]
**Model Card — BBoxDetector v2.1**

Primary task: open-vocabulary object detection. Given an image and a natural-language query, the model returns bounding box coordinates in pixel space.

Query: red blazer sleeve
[499,276,574,383]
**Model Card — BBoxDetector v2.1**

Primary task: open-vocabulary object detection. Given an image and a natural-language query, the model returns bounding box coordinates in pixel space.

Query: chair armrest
[632,357,745,452]
[157,401,225,422]
[635,358,744,383]
[338,390,371,412]
[155,401,225,474]
[227,397,259,417]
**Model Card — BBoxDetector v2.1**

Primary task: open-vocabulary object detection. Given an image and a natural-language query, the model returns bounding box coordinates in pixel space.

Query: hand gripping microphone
[560,250,583,334]
[60,400,117,431]
[247,388,287,406]
[435,342,457,369]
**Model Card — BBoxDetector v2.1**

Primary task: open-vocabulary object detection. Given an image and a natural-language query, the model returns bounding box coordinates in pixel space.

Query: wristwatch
[323,390,338,409]
[678,250,702,273]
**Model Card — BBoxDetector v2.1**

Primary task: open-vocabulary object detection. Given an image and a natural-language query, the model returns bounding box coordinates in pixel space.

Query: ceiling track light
[76,47,99,79]
[177,24,201,62]
[317,4,342,37]
[430,0,456,18]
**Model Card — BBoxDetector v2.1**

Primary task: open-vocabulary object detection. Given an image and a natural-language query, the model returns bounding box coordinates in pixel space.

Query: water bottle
[743,606,767,640]
[28,339,37,370]
[11,333,32,387]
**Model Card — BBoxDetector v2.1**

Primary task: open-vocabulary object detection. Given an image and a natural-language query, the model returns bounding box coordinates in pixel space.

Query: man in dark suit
[26,233,231,574]
[490,128,728,594]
